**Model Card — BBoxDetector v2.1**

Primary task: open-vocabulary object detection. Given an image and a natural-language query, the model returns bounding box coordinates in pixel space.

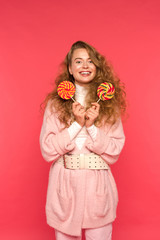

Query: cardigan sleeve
[86,124,98,141]
[85,118,125,165]
[39,104,76,163]
[67,121,82,141]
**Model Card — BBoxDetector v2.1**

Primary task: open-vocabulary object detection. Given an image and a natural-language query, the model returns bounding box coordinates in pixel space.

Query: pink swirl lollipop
[57,81,76,101]
[97,82,115,102]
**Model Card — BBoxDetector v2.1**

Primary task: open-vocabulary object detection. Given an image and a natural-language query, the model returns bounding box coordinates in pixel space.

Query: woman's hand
[85,102,100,128]
[72,102,86,127]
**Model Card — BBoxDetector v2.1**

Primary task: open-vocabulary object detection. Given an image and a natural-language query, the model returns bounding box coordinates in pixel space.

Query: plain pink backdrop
[0,0,160,239]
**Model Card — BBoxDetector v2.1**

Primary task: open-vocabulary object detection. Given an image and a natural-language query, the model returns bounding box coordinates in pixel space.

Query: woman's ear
[69,65,72,75]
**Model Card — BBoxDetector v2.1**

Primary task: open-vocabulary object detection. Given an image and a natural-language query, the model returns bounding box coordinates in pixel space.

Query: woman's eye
[88,60,93,63]
[76,61,82,64]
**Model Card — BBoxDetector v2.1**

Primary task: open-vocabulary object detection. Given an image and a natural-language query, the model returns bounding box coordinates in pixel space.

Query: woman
[40,41,126,240]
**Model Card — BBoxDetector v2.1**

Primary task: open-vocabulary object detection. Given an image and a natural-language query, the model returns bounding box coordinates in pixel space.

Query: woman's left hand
[85,102,100,128]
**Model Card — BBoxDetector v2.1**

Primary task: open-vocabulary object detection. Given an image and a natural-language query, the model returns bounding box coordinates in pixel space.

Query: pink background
[0,0,160,239]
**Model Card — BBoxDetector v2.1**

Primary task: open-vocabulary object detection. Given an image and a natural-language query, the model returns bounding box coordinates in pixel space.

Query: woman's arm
[39,104,76,163]
[85,118,125,164]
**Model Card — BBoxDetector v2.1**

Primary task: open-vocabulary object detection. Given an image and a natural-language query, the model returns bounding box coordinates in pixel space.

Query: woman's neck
[75,83,88,106]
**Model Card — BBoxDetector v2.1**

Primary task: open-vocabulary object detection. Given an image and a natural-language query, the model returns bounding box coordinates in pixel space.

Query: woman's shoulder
[44,99,59,118]
[46,98,59,111]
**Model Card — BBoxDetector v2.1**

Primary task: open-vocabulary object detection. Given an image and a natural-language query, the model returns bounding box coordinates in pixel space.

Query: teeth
[81,72,90,75]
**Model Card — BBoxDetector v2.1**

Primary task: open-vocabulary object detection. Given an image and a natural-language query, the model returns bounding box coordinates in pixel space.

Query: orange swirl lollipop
[97,82,115,102]
[57,81,76,101]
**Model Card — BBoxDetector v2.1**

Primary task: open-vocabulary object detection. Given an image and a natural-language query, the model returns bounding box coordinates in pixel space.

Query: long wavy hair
[41,41,127,127]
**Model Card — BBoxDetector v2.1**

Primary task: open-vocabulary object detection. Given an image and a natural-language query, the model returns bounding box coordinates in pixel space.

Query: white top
[68,84,97,150]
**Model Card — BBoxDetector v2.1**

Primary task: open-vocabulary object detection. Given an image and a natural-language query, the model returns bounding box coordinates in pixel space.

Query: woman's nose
[82,61,89,68]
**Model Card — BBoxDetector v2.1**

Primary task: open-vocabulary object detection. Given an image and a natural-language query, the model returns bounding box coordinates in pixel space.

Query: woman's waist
[57,153,110,170]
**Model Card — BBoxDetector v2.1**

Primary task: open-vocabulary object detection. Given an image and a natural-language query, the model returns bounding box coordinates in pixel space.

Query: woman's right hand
[72,102,86,127]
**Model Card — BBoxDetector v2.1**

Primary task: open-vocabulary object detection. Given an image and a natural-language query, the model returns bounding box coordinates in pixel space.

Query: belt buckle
[79,154,85,169]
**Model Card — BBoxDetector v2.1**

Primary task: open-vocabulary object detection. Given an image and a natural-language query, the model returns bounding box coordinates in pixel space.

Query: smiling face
[69,48,96,87]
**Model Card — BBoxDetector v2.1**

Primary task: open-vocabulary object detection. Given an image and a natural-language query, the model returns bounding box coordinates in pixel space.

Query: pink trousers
[55,223,112,240]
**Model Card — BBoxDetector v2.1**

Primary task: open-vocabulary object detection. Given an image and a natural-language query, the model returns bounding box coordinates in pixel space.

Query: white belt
[57,153,110,170]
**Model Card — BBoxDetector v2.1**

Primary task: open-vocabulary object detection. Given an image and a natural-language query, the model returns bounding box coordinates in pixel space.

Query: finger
[77,106,85,113]
[91,102,99,107]
[73,103,84,113]
[72,102,80,111]
[91,102,100,111]
[72,102,82,108]
[85,113,89,120]
[73,101,80,106]
[79,109,86,115]
[87,113,95,119]
[87,108,98,115]
[86,111,95,118]
[79,105,85,110]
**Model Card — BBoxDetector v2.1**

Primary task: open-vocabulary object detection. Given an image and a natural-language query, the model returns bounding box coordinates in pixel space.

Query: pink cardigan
[39,104,125,236]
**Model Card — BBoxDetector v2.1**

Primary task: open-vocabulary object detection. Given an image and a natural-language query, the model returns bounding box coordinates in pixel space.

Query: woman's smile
[79,71,91,76]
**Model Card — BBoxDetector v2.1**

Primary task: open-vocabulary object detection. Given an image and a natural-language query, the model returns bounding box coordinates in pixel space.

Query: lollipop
[57,81,76,101]
[97,82,115,102]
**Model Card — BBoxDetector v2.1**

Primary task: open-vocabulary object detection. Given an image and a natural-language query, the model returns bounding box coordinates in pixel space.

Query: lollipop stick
[97,99,101,103]
[71,97,76,102]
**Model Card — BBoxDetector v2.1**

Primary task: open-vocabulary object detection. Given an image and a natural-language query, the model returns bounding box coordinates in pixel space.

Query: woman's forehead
[72,48,91,60]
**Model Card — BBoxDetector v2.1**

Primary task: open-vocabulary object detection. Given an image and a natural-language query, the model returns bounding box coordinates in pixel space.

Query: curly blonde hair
[41,41,127,127]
